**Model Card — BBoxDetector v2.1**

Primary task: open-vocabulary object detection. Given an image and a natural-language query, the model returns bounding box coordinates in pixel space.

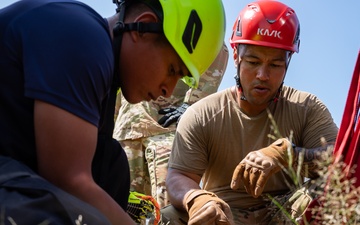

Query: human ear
[130,11,158,41]
[233,47,238,68]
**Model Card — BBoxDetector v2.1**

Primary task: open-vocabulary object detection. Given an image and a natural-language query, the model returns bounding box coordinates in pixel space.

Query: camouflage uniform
[113,44,229,208]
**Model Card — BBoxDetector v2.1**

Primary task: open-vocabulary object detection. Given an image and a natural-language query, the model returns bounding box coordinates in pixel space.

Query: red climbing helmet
[230,0,300,53]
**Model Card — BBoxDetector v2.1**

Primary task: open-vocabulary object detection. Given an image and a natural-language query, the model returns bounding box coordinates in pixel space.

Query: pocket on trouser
[144,133,174,208]
[231,207,271,225]
[121,139,152,196]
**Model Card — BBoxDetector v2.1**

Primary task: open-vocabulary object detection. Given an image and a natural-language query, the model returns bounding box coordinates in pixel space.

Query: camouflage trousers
[159,181,317,225]
[159,204,276,225]
[120,132,175,208]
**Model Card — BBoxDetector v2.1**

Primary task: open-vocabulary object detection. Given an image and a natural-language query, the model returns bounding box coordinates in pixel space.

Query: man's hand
[231,138,294,198]
[184,190,234,225]
[158,103,189,127]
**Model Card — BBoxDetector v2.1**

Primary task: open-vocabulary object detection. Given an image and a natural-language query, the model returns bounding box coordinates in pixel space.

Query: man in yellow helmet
[114,44,228,210]
[0,0,225,224]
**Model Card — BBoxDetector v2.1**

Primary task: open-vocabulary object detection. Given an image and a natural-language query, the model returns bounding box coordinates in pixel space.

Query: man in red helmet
[161,1,339,224]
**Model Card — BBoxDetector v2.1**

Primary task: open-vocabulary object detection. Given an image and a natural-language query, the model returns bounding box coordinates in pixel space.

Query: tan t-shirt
[169,86,338,208]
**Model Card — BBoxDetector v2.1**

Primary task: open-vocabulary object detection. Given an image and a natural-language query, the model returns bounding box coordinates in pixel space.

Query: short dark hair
[125,0,163,22]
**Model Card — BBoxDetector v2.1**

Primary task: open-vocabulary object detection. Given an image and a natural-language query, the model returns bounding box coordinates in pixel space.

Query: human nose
[160,81,176,98]
[161,87,169,98]
[256,65,270,81]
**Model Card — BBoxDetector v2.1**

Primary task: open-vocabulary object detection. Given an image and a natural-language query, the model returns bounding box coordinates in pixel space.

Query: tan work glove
[183,189,234,225]
[231,138,294,198]
[289,182,317,219]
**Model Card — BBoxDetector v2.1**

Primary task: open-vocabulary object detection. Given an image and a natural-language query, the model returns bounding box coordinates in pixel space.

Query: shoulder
[180,88,234,126]
[190,88,233,112]
[3,0,100,20]
[277,85,335,123]
[5,0,108,36]
[281,86,337,126]
[275,86,338,146]
[2,0,111,54]
[280,86,324,107]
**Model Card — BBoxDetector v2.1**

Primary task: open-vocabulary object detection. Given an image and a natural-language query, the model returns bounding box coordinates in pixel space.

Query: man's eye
[247,61,259,65]
[271,63,285,68]
[170,65,176,76]
[179,70,186,78]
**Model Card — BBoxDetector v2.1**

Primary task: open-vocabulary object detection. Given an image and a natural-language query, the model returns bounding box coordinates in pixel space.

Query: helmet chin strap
[234,46,293,103]
[234,64,247,101]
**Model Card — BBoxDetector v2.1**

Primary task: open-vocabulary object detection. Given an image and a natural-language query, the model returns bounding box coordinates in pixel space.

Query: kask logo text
[257,28,281,38]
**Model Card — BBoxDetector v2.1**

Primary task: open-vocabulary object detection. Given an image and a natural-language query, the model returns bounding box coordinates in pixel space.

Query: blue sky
[1,0,359,127]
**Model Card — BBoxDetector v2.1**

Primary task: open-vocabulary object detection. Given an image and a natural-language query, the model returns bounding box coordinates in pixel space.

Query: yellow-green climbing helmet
[159,0,226,88]
[114,0,226,88]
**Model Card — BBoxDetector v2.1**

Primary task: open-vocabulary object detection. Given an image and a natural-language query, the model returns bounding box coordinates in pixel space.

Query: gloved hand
[231,138,294,198]
[183,190,234,225]
[157,103,189,127]
[288,184,314,219]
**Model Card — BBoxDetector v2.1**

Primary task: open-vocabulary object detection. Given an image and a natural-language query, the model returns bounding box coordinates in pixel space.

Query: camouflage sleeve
[184,43,229,105]
[114,90,122,122]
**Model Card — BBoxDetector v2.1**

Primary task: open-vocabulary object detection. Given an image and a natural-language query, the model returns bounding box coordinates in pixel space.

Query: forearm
[166,168,202,210]
[293,144,334,178]
[34,102,134,224]
[66,177,136,225]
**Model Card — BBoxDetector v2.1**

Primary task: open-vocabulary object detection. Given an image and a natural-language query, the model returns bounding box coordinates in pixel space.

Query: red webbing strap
[333,50,360,186]
[301,50,360,224]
